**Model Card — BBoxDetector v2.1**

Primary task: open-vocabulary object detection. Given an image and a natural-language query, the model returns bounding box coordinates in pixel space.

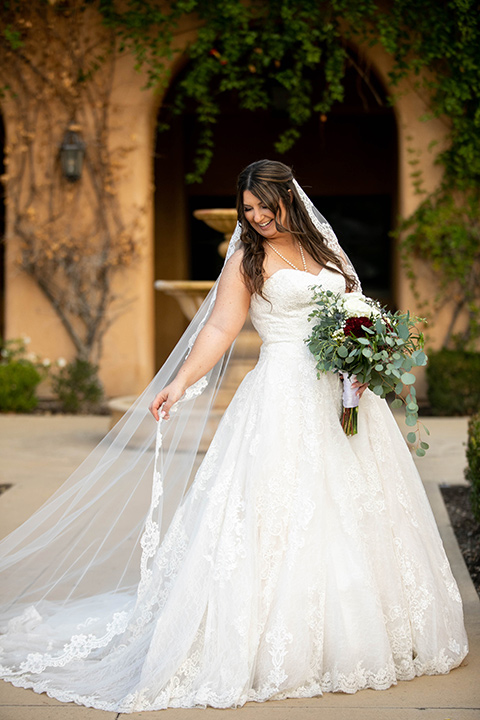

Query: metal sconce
[60,129,85,182]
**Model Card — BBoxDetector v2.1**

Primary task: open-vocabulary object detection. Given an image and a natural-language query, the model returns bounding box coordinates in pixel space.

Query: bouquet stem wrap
[340,372,359,436]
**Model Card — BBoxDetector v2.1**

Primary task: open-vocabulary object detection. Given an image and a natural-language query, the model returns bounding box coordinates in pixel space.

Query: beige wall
[1,15,454,399]
[2,46,160,397]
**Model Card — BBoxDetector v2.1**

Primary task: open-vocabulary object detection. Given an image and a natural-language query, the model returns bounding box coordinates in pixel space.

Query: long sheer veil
[0,178,360,677]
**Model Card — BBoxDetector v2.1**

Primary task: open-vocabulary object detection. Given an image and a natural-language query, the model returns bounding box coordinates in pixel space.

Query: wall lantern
[60,129,85,182]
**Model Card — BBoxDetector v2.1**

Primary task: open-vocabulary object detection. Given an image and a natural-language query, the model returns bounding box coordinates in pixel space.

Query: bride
[0,160,468,712]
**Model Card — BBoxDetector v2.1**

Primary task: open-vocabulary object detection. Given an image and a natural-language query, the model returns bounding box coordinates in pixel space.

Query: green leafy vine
[3,0,480,346]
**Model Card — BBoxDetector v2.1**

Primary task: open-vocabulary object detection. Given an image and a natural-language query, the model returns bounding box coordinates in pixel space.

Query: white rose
[57,357,67,368]
[343,292,380,318]
[22,335,31,345]
[42,358,51,367]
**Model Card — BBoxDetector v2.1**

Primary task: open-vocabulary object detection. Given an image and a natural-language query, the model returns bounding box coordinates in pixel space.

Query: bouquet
[306,290,430,456]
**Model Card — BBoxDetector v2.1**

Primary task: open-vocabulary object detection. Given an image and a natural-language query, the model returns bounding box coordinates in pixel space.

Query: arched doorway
[154,52,397,367]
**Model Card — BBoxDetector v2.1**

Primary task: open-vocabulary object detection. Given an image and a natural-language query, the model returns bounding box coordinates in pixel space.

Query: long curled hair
[236,159,356,297]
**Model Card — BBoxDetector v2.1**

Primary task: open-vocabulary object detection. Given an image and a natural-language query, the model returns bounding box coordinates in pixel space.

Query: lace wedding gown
[0,265,468,711]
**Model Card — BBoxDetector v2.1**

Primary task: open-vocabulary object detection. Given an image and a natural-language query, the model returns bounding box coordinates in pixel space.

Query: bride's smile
[243,189,289,241]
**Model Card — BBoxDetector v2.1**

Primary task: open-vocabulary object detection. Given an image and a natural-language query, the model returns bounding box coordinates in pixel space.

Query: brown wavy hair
[236,159,356,297]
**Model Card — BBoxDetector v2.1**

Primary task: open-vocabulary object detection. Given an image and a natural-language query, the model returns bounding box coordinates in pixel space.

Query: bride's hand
[351,379,369,398]
[149,382,185,421]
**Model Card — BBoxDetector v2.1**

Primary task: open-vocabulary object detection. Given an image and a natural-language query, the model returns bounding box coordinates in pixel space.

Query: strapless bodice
[249,265,346,345]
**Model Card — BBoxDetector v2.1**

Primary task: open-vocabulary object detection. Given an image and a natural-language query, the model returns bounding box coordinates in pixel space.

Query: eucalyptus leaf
[415,447,426,457]
[401,372,416,385]
[337,345,348,358]
[405,415,417,426]
[407,432,417,443]
[374,363,383,371]
[391,398,403,409]
[362,348,373,358]
[420,441,430,450]
[415,351,427,366]
[373,385,383,396]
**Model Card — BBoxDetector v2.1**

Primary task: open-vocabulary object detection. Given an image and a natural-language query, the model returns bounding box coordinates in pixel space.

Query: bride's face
[243,190,289,240]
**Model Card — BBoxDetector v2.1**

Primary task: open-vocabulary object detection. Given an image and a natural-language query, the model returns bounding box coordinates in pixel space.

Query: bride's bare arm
[149,250,250,420]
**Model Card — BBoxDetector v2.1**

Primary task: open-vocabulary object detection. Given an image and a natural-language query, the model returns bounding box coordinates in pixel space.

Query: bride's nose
[253,208,264,223]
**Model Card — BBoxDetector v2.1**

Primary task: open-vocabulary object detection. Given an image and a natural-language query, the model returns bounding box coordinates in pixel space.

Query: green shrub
[52,358,104,413]
[426,349,480,416]
[0,361,42,412]
[465,412,480,523]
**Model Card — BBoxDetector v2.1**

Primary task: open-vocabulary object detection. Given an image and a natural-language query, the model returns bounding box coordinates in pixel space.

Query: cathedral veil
[0,177,360,677]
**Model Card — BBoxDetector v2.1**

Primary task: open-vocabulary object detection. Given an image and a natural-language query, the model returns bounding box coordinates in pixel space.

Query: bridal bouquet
[306,290,429,456]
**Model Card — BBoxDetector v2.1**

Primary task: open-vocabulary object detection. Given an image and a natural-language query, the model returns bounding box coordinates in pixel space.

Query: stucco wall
[1,13,453,399]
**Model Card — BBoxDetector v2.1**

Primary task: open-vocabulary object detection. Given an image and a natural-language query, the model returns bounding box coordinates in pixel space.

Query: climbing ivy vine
[97,0,480,188]
[98,0,480,347]
[2,0,480,347]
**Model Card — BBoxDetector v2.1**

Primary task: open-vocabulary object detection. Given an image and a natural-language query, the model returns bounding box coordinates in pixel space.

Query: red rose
[344,316,373,338]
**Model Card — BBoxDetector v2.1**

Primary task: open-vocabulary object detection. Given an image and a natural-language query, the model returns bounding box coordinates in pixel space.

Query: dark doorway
[154,51,397,365]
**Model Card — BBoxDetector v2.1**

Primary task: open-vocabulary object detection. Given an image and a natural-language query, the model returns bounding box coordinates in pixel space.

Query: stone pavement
[0,413,479,720]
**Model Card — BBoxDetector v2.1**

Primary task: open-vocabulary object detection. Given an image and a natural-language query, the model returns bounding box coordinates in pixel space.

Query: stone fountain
[156,208,261,418]
[111,208,261,431]
[154,209,237,319]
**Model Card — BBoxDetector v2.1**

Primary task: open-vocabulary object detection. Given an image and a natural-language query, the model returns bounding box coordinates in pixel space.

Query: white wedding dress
[0,265,468,712]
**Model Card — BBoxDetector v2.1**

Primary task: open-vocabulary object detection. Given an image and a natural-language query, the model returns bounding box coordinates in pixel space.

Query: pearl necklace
[265,240,308,272]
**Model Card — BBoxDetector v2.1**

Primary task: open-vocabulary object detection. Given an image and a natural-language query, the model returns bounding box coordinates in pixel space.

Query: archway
[154,51,397,367]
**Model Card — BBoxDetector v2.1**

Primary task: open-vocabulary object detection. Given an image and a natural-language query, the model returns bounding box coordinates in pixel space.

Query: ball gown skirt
[0,267,468,711]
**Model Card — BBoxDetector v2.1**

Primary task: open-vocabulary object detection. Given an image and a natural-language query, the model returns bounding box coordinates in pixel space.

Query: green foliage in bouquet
[52,358,104,414]
[426,349,480,416]
[306,290,429,455]
[0,337,45,413]
[465,412,480,524]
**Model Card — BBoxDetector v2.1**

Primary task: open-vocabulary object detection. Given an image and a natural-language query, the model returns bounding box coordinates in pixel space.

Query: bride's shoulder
[227,247,245,266]
[217,247,250,295]
[222,247,245,278]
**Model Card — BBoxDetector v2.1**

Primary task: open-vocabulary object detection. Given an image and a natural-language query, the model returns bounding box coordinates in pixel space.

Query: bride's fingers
[356,383,368,397]
[350,379,368,397]
[149,391,167,421]
[160,397,175,420]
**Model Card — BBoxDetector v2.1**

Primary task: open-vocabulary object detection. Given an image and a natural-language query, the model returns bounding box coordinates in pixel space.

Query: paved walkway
[0,413,479,719]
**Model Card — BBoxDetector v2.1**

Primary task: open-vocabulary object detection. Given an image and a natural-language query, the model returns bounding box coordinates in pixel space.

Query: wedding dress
[0,260,468,711]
